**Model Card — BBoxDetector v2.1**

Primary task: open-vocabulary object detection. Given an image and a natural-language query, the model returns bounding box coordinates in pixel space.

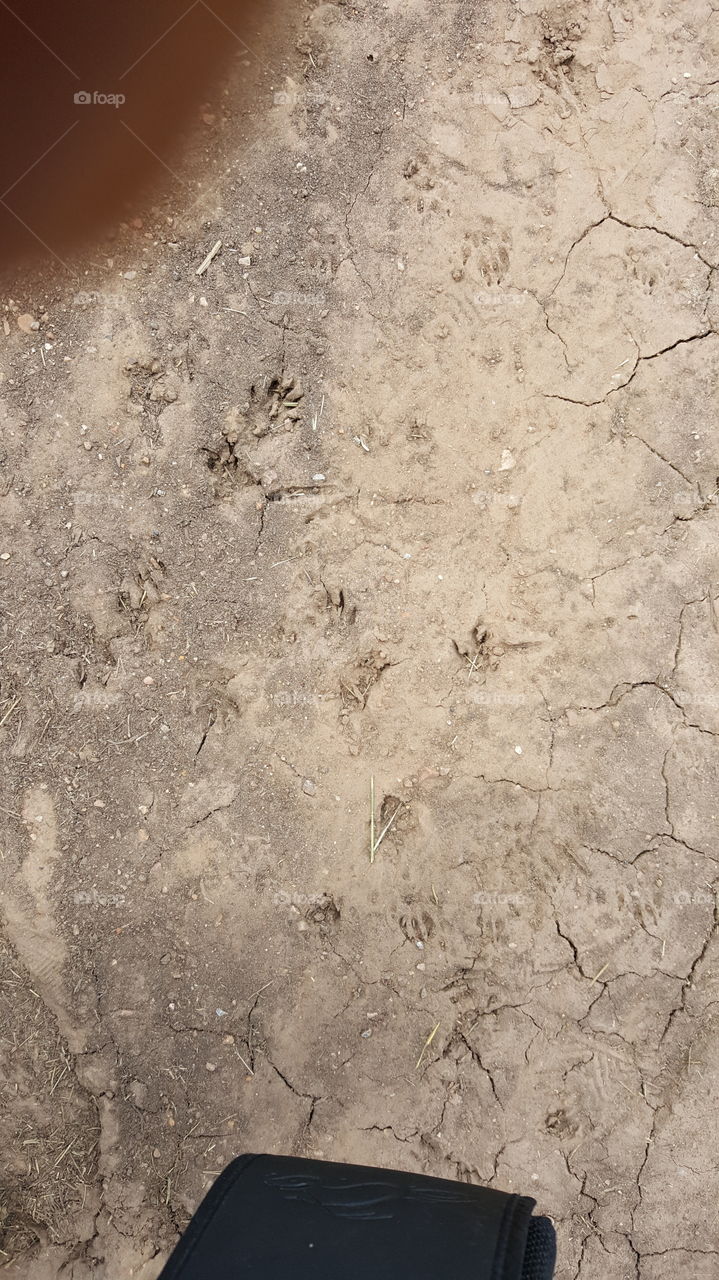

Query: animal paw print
[403,152,436,191]
[399,909,435,944]
[118,556,165,629]
[458,225,512,287]
[629,255,661,295]
[248,374,304,439]
[201,425,257,498]
[306,894,341,926]
[123,356,177,439]
[478,241,510,287]
[305,582,357,628]
[339,649,389,708]
[545,1107,580,1139]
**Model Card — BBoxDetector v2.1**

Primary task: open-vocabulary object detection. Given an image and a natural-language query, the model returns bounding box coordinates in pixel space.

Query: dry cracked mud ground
[1,1,718,1276]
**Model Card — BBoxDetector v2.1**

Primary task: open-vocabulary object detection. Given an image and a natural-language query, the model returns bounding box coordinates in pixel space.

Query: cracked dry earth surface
[1,1,719,1277]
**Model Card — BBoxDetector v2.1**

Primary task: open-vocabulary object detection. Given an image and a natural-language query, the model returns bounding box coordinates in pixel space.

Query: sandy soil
[1,1,718,1276]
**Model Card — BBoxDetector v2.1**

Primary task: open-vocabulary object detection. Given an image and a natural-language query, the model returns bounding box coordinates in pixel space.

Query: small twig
[196,239,222,276]
[33,716,51,749]
[372,802,403,857]
[370,775,375,863]
[416,1022,440,1070]
[0,697,19,727]
[311,394,325,432]
[245,980,274,1006]
[48,1064,69,1096]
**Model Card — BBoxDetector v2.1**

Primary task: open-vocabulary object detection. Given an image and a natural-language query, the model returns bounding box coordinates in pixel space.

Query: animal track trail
[0,789,89,1053]
[123,355,178,442]
[430,227,518,345]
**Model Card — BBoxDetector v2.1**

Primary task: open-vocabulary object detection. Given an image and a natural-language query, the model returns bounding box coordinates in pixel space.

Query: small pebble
[205,1062,217,1072]
[302,779,316,796]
